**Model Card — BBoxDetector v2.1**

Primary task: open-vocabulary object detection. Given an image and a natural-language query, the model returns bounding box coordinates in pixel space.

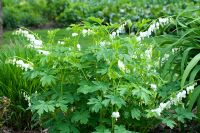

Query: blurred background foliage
[2,0,200,30]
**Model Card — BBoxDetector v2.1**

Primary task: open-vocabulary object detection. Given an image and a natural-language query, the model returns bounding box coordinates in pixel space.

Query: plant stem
[111,105,114,133]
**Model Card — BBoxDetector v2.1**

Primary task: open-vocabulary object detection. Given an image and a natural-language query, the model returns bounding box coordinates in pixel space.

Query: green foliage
[174,107,196,123]
[0,44,42,129]
[155,9,200,121]
[3,0,200,30]
[12,21,164,132]
[3,0,46,29]
[2,2,200,131]
[5,16,197,132]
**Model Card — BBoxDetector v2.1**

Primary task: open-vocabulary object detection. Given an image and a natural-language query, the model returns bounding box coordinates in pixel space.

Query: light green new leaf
[88,17,104,24]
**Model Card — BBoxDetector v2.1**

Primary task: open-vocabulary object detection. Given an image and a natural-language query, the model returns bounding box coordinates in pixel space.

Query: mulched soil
[0,127,48,133]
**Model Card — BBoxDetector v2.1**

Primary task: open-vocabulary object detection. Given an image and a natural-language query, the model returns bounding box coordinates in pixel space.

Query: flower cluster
[110,22,127,39]
[116,23,126,35]
[36,50,50,56]
[161,54,170,64]
[72,33,78,37]
[77,44,81,51]
[14,28,43,49]
[7,58,33,71]
[145,48,152,59]
[117,60,130,73]
[137,17,172,43]
[150,84,157,91]
[110,31,117,39]
[151,83,196,116]
[99,41,111,47]
[58,41,65,45]
[82,29,94,37]
[23,92,31,107]
[111,112,120,120]
[118,60,126,72]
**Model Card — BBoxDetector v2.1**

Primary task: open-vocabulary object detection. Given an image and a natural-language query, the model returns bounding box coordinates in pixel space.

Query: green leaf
[33,100,55,116]
[114,125,133,133]
[30,71,42,79]
[56,99,68,112]
[71,110,90,124]
[88,17,104,24]
[181,53,200,88]
[161,118,176,129]
[77,84,98,94]
[188,85,200,111]
[40,75,56,87]
[93,126,111,133]
[102,99,110,107]
[78,81,109,94]
[175,107,196,123]
[92,81,109,92]
[181,47,194,75]
[189,65,200,83]
[131,108,141,120]
[87,97,103,113]
[132,87,151,104]
[105,95,126,108]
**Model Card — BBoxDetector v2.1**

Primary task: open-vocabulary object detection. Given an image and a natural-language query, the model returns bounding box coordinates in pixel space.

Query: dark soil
[0,127,47,133]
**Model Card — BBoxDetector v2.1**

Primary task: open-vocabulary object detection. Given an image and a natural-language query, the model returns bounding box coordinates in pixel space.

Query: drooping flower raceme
[99,41,111,47]
[23,92,31,107]
[72,33,78,37]
[14,28,43,49]
[110,22,127,39]
[110,31,117,39]
[150,84,157,91]
[37,50,50,56]
[58,41,65,45]
[161,54,170,64]
[111,112,120,120]
[186,84,195,94]
[118,60,125,72]
[82,29,94,37]
[137,17,172,43]
[77,44,81,51]
[116,23,126,35]
[7,58,33,71]
[151,83,196,116]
